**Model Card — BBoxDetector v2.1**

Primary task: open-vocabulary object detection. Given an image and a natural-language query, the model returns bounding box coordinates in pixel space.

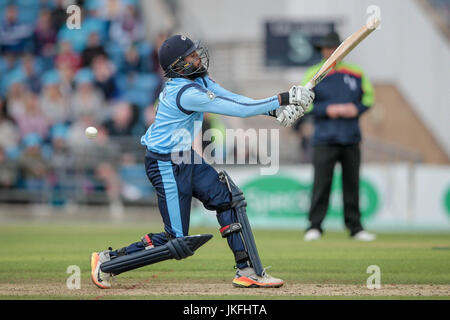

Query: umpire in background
[301,31,376,241]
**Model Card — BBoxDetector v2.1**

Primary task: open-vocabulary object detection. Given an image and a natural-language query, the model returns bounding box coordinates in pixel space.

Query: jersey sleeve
[178,83,280,118]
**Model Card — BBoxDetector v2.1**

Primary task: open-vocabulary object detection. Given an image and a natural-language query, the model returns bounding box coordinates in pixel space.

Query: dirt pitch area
[1,280,449,299]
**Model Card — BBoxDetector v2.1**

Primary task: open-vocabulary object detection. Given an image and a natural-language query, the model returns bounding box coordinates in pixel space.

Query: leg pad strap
[219,223,242,238]
[100,234,213,275]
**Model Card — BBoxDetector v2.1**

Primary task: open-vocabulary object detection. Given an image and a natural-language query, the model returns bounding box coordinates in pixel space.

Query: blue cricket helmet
[158,34,209,78]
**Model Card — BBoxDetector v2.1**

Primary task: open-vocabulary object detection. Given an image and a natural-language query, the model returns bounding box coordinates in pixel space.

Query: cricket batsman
[90,35,315,289]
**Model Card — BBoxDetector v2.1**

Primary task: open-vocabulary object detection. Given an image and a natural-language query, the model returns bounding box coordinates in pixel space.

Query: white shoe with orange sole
[232,267,284,288]
[90,251,113,289]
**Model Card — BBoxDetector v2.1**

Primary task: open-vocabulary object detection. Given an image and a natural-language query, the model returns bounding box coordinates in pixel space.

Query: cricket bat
[304,17,380,90]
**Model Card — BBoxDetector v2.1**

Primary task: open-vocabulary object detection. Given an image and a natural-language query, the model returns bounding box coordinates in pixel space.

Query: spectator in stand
[91,54,118,100]
[0,97,20,155]
[40,71,71,125]
[71,68,106,122]
[48,123,73,205]
[18,133,47,190]
[6,78,28,122]
[55,40,81,73]
[21,54,42,94]
[51,0,68,32]
[150,31,169,95]
[33,9,58,68]
[67,113,99,152]
[0,146,18,189]
[81,31,107,67]
[0,4,34,54]
[120,44,143,74]
[49,123,73,169]
[0,52,19,76]
[109,3,146,48]
[67,114,119,170]
[103,101,138,137]
[15,92,50,140]
[18,133,48,192]
[56,60,76,98]
[151,31,169,76]
[95,161,123,215]
[98,0,125,23]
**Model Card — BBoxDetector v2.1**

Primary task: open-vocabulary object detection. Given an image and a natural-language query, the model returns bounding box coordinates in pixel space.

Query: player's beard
[185,65,208,80]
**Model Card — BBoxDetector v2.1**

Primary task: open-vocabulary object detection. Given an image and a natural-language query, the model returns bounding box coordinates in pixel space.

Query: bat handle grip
[304,81,314,91]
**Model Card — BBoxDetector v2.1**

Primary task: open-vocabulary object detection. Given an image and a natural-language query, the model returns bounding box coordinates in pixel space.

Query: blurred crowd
[0,0,166,205]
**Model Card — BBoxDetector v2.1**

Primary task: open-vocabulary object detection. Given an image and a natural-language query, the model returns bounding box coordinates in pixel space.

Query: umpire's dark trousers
[307,144,364,236]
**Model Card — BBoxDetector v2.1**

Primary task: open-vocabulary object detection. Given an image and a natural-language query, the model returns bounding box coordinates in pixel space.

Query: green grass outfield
[0,223,449,299]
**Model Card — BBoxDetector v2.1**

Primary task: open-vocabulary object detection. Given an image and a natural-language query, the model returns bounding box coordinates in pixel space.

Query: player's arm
[204,76,312,118]
[203,76,261,105]
[178,83,291,117]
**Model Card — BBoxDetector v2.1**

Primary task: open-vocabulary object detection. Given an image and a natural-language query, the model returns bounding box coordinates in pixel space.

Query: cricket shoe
[232,267,284,288]
[304,228,321,241]
[352,230,376,242]
[90,250,113,289]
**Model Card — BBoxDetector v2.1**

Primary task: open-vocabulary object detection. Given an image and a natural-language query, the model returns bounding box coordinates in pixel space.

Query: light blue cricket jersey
[140,75,280,154]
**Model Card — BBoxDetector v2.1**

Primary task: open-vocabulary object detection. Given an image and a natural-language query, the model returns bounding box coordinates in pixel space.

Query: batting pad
[100,234,213,275]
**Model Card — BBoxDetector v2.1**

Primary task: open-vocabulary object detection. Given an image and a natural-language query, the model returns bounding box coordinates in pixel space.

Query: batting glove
[275,104,304,127]
[289,85,315,110]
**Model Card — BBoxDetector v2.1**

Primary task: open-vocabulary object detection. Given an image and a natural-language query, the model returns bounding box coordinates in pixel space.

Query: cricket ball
[85,126,98,139]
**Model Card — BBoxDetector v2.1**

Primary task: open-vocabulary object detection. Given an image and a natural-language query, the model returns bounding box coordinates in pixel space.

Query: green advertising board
[241,173,379,219]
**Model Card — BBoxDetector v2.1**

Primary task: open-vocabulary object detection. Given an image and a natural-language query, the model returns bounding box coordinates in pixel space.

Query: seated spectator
[71,68,106,122]
[48,123,74,205]
[101,0,125,23]
[120,44,142,74]
[0,146,18,189]
[18,133,48,192]
[83,3,109,39]
[21,54,42,94]
[81,31,107,67]
[0,4,34,54]
[33,9,58,67]
[0,97,20,154]
[109,3,146,48]
[67,114,119,167]
[51,0,68,32]
[6,78,28,122]
[0,52,20,77]
[91,54,118,100]
[151,31,169,76]
[55,40,81,73]
[103,101,138,137]
[49,123,72,168]
[95,161,123,216]
[66,114,99,152]
[40,71,71,125]
[56,61,76,98]
[15,92,50,140]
